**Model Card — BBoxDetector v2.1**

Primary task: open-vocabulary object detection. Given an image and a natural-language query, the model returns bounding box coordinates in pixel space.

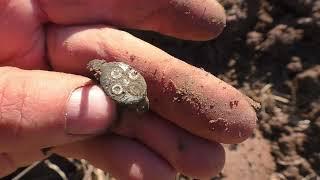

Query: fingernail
[65,85,117,135]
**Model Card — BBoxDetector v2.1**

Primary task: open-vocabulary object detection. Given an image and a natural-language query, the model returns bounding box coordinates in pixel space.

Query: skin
[0,0,257,179]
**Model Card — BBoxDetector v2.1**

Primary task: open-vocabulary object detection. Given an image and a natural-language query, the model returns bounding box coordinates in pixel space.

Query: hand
[0,0,257,179]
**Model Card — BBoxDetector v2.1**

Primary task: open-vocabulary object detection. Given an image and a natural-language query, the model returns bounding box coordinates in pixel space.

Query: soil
[218,130,276,180]
[4,0,320,179]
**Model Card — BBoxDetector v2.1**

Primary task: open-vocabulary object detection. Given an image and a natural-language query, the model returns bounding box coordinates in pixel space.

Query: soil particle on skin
[209,118,228,131]
[170,77,208,115]
[229,100,239,109]
[243,95,262,112]
[129,55,136,62]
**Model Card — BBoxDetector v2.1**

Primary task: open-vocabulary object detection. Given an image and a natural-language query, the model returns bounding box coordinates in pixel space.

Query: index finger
[47,25,257,144]
[38,0,226,40]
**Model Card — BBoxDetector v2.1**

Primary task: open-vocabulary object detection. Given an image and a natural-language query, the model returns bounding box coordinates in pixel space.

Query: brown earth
[4,0,320,179]
[219,130,275,180]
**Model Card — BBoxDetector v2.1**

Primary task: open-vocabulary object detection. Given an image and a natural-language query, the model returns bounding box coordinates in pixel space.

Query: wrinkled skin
[0,0,256,179]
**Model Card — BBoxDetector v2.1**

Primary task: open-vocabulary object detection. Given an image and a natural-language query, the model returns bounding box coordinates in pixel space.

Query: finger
[0,0,46,69]
[0,67,117,152]
[54,135,176,180]
[37,0,226,40]
[47,25,257,144]
[114,111,225,179]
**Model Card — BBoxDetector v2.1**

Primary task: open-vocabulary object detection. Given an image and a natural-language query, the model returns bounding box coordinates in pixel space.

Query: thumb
[0,67,117,152]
